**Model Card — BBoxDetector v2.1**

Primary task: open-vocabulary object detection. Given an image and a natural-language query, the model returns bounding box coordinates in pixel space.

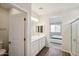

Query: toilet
[0,42,6,56]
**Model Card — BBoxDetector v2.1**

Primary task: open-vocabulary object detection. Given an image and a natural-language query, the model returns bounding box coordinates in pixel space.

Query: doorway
[49,16,63,49]
[0,4,27,56]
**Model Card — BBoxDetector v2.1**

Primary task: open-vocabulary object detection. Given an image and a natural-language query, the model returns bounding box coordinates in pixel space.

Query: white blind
[51,24,61,32]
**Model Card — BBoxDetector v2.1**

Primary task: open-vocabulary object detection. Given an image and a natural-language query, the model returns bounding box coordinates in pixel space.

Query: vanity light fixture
[31,16,39,22]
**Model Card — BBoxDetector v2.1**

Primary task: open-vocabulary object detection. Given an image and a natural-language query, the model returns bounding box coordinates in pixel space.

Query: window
[51,25,56,32]
[51,24,61,32]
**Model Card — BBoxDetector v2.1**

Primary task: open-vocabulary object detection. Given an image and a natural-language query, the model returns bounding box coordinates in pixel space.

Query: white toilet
[0,42,6,56]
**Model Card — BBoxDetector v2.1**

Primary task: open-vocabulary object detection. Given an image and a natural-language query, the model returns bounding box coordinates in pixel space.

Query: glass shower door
[71,21,77,56]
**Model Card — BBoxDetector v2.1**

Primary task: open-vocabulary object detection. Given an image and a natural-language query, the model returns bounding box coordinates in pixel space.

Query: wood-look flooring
[37,43,71,56]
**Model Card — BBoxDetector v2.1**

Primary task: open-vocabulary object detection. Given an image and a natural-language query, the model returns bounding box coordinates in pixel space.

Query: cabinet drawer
[41,37,45,48]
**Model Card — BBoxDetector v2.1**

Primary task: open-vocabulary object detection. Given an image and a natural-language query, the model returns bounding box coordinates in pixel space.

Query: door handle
[8,41,11,44]
[24,38,26,41]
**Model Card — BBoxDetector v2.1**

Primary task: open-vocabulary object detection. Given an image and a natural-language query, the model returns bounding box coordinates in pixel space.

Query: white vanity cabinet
[39,37,46,51]
[31,40,39,56]
[31,36,46,56]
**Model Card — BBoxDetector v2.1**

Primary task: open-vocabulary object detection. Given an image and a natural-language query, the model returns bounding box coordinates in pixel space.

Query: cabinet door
[41,37,45,48]
[71,21,77,55]
[31,40,39,56]
[40,37,45,50]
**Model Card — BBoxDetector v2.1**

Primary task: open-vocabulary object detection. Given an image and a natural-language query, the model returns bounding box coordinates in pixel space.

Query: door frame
[8,3,31,56]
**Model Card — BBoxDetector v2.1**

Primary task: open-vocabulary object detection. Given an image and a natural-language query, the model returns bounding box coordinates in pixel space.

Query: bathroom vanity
[31,35,46,56]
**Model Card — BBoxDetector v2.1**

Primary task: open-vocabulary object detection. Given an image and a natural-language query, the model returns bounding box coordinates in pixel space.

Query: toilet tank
[0,42,3,49]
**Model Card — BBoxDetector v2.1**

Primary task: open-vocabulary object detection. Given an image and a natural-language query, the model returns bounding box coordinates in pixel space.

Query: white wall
[40,15,50,47]
[0,7,9,51]
[61,9,79,52]
[31,12,40,35]
[62,23,71,52]
[55,8,79,52]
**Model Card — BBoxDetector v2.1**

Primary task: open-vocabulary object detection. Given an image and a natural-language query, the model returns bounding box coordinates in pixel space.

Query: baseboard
[52,46,72,56]
[60,48,72,56]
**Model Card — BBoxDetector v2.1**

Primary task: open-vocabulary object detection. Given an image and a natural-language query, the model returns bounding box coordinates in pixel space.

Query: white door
[9,13,26,56]
[71,21,77,55]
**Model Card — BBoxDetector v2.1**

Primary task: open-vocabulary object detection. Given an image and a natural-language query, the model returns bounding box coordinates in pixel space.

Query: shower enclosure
[71,18,79,56]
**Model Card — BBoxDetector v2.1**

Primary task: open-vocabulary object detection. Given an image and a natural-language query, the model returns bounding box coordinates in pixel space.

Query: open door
[9,9,26,56]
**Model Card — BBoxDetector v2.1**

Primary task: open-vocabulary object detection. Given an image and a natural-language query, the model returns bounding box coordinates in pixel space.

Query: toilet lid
[0,49,6,55]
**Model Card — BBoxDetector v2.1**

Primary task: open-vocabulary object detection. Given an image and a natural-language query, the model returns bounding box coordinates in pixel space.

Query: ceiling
[32,3,79,16]
[50,16,62,23]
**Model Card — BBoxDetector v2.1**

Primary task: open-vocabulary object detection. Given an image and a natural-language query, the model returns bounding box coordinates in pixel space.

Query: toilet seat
[0,49,6,56]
